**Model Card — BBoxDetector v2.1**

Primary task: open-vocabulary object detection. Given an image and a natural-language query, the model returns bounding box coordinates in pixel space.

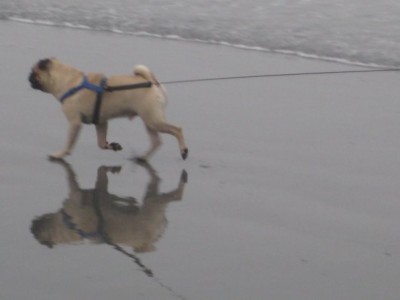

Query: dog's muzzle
[29,71,44,91]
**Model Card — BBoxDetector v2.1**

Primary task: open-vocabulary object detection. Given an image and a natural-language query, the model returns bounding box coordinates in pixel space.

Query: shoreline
[3,18,386,68]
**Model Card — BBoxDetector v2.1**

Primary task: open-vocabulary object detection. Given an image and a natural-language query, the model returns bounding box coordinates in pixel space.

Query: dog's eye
[38,59,50,70]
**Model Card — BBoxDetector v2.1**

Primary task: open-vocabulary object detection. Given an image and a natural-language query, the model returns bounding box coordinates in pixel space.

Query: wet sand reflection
[31,159,187,255]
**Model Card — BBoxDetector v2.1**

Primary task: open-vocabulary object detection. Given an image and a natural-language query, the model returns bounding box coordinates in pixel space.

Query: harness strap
[59,75,153,125]
[61,209,103,240]
[92,77,107,125]
[59,75,104,103]
[60,76,153,103]
[105,81,152,92]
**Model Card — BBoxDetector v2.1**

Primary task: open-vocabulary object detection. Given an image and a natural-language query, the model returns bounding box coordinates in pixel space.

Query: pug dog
[28,58,188,161]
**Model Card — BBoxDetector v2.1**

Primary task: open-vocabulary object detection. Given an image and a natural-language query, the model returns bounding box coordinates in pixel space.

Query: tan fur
[29,58,188,161]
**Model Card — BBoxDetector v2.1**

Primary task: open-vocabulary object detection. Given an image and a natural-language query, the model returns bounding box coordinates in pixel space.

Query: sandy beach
[2,20,400,300]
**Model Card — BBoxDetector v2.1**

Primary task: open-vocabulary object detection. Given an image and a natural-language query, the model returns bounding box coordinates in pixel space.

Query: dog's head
[30,214,56,248]
[31,212,85,248]
[28,58,54,93]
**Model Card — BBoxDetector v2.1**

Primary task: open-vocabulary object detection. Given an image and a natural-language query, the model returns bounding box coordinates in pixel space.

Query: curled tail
[134,65,167,100]
[134,65,161,86]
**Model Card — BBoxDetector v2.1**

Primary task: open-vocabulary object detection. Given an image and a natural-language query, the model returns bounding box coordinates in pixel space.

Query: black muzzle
[29,71,44,91]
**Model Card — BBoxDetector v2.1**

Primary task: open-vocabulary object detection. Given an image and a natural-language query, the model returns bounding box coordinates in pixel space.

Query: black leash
[82,67,400,124]
[161,68,400,85]
[92,195,188,300]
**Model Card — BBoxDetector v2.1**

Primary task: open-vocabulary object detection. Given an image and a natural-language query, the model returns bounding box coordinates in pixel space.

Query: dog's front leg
[50,121,82,159]
[95,122,122,151]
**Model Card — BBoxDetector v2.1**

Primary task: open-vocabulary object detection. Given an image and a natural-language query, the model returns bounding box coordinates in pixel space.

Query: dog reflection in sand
[31,160,187,253]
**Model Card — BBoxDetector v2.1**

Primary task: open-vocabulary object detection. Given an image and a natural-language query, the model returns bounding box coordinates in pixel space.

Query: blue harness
[59,75,152,124]
[61,209,103,241]
[59,75,106,102]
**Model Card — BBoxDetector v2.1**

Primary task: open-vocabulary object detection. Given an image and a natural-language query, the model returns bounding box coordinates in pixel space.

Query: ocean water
[1,0,400,67]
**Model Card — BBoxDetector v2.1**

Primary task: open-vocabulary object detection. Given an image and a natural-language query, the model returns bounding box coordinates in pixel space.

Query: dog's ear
[38,58,51,71]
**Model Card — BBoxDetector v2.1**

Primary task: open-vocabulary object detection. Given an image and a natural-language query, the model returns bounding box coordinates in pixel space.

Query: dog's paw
[109,142,123,151]
[180,170,188,183]
[135,156,148,164]
[181,148,189,160]
[101,166,122,174]
[109,166,122,173]
[48,150,69,160]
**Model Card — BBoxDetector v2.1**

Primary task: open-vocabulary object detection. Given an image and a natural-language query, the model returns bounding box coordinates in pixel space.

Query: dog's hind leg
[137,126,162,162]
[95,122,123,152]
[151,121,188,160]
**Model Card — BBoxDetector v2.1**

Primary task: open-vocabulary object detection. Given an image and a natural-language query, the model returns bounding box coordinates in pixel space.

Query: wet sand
[2,21,400,300]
